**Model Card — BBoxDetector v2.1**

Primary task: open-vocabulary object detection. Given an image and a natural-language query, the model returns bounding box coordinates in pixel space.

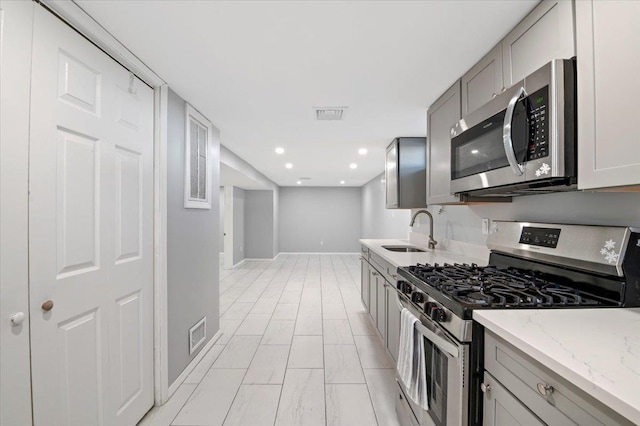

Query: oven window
[451,101,529,180]
[425,338,448,426]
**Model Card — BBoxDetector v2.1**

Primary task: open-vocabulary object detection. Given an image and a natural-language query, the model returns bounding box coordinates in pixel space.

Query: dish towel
[397,307,429,410]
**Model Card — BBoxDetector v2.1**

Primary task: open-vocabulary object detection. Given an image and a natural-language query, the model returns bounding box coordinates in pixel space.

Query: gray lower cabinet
[359,246,401,363]
[482,372,545,426]
[386,285,401,363]
[368,266,378,325]
[484,330,634,426]
[376,277,386,341]
[360,256,370,311]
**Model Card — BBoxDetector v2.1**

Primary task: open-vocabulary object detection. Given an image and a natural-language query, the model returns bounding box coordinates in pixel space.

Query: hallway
[139,254,400,426]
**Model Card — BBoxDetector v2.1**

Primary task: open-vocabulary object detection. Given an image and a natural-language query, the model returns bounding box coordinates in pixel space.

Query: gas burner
[401,263,610,309]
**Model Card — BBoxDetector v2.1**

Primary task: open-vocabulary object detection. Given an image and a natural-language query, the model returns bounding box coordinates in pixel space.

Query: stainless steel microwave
[450,59,576,197]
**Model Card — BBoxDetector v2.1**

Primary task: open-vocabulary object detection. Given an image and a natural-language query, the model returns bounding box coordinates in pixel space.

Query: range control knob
[396,281,405,291]
[411,292,425,304]
[429,307,447,322]
[402,282,413,295]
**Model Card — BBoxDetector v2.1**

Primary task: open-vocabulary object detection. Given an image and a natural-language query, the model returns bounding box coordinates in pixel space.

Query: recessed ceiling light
[349,163,357,169]
[358,148,368,155]
[296,180,302,185]
[340,180,345,184]
[285,163,293,169]
[471,149,479,154]
[275,147,285,154]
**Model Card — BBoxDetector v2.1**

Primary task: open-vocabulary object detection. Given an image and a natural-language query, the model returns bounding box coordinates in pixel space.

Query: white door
[28,6,154,425]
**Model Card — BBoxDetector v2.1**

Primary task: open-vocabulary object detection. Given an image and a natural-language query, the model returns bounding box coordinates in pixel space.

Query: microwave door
[450,91,528,194]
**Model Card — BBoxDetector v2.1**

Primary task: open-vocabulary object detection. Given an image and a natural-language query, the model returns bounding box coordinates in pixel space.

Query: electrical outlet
[240,246,243,252]
[320,241,324,246]
[482,218,490,235]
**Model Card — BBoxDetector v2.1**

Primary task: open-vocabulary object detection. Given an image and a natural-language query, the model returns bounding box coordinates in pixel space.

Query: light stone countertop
[474,308,640,425]
[358,235,489,269]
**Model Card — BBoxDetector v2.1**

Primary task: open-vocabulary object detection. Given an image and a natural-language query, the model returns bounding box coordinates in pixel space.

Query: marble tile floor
[139,254,401,426]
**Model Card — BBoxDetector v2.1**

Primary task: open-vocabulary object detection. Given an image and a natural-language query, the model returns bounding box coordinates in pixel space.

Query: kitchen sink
[381,245,425,253]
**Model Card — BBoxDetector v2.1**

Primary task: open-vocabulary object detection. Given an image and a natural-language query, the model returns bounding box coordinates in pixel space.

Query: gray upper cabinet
[576,0,640,190]
[461,44,504,116]
[385,137,426,209]
[502,0,575,88]
[427,80,462,205]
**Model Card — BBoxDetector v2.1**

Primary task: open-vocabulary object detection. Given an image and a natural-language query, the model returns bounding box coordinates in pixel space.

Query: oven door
[394,293,469,426]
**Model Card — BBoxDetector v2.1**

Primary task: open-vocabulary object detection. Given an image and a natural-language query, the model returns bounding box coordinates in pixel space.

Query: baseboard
[277,252,360,255]
[167,329,222,398]
[231,258,246,268]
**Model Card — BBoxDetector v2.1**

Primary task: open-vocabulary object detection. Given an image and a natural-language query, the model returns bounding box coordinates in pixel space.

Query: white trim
[184,104,213,209]
[223,186,234,269]
[232,259,246,268]
[153,85,170,405]
[188,317,207,355]
[167,330,222,398]
[40,0,165,87]
[277,252,360,255]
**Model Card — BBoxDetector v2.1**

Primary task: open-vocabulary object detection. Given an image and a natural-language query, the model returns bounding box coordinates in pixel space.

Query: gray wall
[167,89,220,385]
[361,173,411,239]
[245,190,276,258]
[232,187,246,265]
[219,188,225,252]
[411,191,640,246]
[279,187,362,252]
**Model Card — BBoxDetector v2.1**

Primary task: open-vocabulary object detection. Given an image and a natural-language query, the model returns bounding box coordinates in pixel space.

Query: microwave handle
[395,293,459,358]
[502,86,527,176]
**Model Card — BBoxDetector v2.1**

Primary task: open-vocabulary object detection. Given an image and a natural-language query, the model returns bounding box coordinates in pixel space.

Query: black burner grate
[405,263,604,308]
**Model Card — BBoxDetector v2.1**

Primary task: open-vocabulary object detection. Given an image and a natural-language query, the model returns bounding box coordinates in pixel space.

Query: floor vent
[189,317,207,354]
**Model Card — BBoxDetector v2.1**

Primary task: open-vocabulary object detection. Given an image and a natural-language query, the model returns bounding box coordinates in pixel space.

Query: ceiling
[77,0,538,187]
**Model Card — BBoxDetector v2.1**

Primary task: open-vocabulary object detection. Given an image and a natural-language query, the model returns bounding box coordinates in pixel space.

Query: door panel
[29,6,154,425]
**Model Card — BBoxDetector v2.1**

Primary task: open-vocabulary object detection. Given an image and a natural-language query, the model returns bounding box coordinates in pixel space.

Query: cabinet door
[576,0,640,190]
[369,268,378,324]
[502,0,575,87]
[462,44,504,116]
[385,140,398,208]
[386,286,401,363]
[427,80,462,204]
[376,279,387,341]
[361,258,370,311]
[483,373,545,426]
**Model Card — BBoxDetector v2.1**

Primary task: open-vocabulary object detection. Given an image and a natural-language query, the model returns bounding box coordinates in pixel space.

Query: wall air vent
[314,106,348,121]
[189,317,207,354]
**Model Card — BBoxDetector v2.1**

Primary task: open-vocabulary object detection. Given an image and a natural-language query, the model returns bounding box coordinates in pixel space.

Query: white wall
[279,186,362,252]
[411,191,640,246]
[361,173,411,239]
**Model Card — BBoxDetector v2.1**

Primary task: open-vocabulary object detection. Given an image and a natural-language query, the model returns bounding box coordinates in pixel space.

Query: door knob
[41,300,54,312]
[10,312,25,326]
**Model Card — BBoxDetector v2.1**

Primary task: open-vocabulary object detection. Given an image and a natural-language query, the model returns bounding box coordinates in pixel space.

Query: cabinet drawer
[485,331,632,426]
[370,251,396,284]
[483,371,544,426]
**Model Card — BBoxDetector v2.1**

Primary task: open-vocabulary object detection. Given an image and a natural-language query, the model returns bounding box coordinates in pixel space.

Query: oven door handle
[396,293,459,358]
[502,86,527,176]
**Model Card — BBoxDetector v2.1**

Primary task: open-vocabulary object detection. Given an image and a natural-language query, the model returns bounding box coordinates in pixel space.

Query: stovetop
[402,262,612,309]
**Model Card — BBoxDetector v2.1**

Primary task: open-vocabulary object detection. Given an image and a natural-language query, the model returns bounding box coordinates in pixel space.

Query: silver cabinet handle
[480,382,491,393]
[372,271,379,276]
[502,86,527,176]
[392,274,398,280]
[536,383,554,397]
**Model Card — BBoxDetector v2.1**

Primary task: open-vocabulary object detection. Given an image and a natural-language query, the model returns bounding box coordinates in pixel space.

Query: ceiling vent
[314,106,348,121]
[299,177,311,180]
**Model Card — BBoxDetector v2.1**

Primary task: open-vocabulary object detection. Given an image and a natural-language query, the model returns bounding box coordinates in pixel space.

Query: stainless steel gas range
[393,221,640,426]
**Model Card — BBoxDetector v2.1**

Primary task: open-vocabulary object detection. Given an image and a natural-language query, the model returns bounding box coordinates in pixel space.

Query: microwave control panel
[527,87,549,161]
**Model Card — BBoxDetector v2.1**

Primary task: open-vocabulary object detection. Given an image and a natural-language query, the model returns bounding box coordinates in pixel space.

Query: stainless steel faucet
[410,209,438,250]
